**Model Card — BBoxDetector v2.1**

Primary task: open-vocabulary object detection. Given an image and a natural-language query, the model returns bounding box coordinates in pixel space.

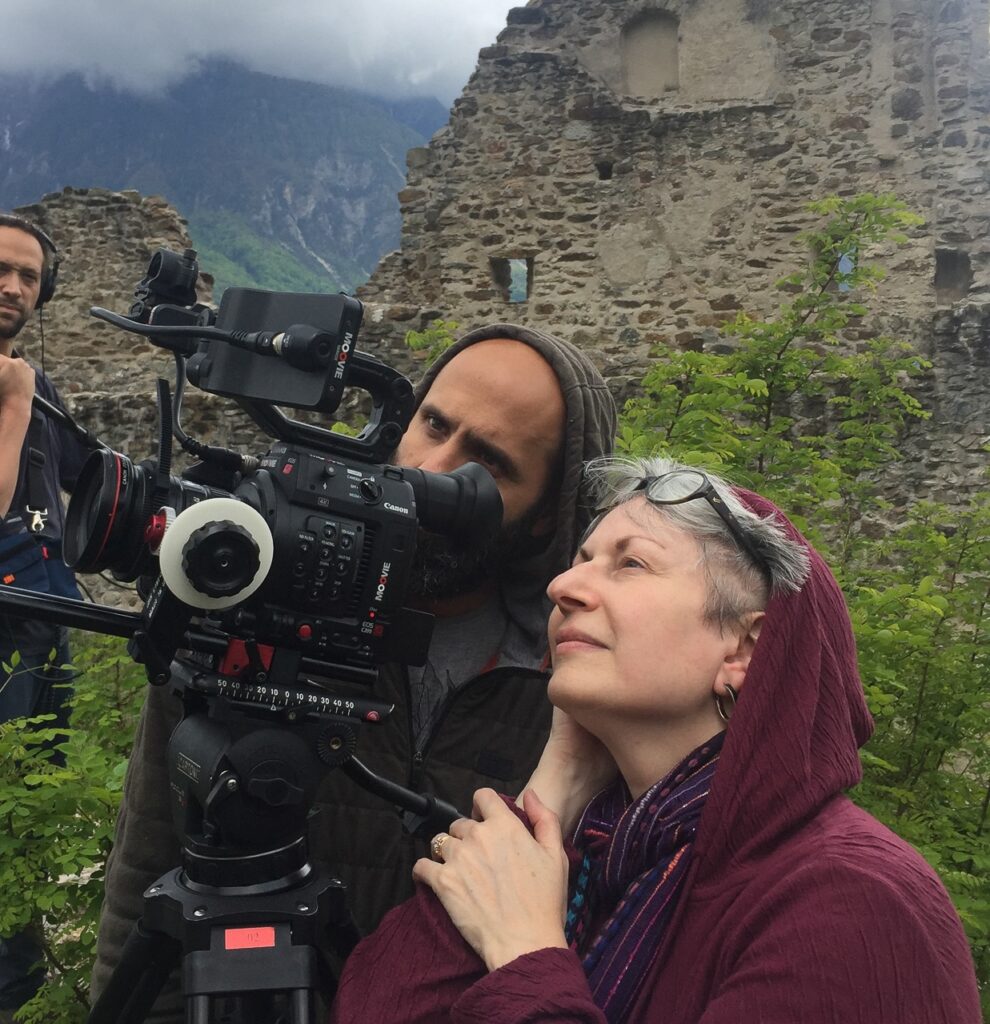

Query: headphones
[0,213,61,307]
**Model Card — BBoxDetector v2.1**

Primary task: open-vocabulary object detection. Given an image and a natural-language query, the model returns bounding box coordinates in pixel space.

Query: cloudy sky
[0,0,515,103]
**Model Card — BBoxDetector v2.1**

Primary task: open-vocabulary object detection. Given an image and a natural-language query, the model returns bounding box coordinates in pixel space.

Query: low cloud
[0,0,513,102]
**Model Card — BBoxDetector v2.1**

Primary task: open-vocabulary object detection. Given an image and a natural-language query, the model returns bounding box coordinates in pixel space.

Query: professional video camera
[65,246,499,684]
[0,248,502,1023]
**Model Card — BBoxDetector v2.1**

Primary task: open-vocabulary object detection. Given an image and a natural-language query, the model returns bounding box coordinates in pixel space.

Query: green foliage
[187,210,365,300]
[618,193,989,1003]
[405,319,459,366]
[0,632,146,1022]
[850,495,990,992]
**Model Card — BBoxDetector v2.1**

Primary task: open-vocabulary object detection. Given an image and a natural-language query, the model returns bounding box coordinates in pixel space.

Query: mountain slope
[0,62,448,294]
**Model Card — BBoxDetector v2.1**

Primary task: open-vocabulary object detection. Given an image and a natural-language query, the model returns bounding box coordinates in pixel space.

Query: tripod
[87,658,461,1024]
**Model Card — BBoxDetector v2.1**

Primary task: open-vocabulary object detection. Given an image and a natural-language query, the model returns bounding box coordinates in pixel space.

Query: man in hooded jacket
[91,323,618,1018]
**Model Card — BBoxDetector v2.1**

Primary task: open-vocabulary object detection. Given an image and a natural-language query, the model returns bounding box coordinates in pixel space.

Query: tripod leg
[187,993,210,1024]
[291,988,312,1024]
[88,919,181,1024]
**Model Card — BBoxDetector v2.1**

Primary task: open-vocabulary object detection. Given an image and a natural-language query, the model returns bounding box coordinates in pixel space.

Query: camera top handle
[89,305,415,463]
[235,350,413,464]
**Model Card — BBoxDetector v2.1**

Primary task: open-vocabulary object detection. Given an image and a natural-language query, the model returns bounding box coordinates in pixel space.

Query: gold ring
[430,832,451,862]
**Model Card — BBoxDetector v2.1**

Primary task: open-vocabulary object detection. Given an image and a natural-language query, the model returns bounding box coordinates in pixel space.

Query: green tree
[404,319,459,366]
[851,494,990,990]
[618,193,989,1004]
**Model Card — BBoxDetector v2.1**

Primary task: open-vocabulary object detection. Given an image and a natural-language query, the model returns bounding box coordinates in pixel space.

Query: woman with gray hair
[331,457,981,1024]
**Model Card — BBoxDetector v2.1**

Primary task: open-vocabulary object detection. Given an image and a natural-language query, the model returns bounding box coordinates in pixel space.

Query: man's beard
[408,503,547,602]
[0,304,29,340]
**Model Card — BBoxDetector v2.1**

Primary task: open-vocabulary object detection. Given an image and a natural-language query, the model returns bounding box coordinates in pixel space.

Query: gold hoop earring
[714,683,738,723]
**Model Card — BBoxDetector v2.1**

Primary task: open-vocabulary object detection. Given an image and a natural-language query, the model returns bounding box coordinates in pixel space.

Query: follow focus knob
[182,520,261,598]
[158,497,274,610]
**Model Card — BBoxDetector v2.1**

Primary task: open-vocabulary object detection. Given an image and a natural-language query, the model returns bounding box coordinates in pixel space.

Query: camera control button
[359,478,382,503]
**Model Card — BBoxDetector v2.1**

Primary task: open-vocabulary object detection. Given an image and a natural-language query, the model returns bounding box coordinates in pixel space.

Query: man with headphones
[0,212,89,1016]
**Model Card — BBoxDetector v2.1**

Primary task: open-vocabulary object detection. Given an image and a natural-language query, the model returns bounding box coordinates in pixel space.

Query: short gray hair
[583,456,810,632]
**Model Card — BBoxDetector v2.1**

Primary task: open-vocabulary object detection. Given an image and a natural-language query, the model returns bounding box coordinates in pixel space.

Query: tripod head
[78,636,463,1024]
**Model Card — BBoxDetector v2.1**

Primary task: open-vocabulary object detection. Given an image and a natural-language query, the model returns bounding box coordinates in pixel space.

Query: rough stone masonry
[355,0,990,499]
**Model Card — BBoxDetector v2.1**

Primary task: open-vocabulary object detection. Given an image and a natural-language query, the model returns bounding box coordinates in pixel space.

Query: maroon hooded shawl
[330,492,981,1023]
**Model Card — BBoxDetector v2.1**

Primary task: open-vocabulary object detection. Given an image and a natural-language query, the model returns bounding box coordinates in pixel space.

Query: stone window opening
[934,248,972,305]
[810,245,858,295]
[621,10,680,99]
[837,251,856,293]
[596,160,614,180]
[491,256,534,302]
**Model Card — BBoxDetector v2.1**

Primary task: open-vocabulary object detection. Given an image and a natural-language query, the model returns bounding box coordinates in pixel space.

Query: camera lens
[66,451,238,580]
[144,248,198,306]
[64,449,152,576]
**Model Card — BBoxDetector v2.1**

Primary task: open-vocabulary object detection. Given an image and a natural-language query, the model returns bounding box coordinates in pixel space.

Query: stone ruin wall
[13,188,272,465]
[355,0,990,499]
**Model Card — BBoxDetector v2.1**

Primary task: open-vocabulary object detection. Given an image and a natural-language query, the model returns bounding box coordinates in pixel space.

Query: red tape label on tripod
[224,926,277,950]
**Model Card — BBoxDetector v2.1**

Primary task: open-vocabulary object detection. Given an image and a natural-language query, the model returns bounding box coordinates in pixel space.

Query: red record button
[297,623,313,640]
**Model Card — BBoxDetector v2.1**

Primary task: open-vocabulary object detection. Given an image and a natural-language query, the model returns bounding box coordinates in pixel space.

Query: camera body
[228,444,421,664]
[64,250,501,683]
[66,440,434,671]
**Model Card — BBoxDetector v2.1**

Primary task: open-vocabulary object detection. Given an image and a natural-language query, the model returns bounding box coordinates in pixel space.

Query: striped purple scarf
[565,732,724,1023]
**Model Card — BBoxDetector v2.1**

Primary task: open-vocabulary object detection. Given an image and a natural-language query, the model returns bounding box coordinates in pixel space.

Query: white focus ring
[157,497,274,610]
